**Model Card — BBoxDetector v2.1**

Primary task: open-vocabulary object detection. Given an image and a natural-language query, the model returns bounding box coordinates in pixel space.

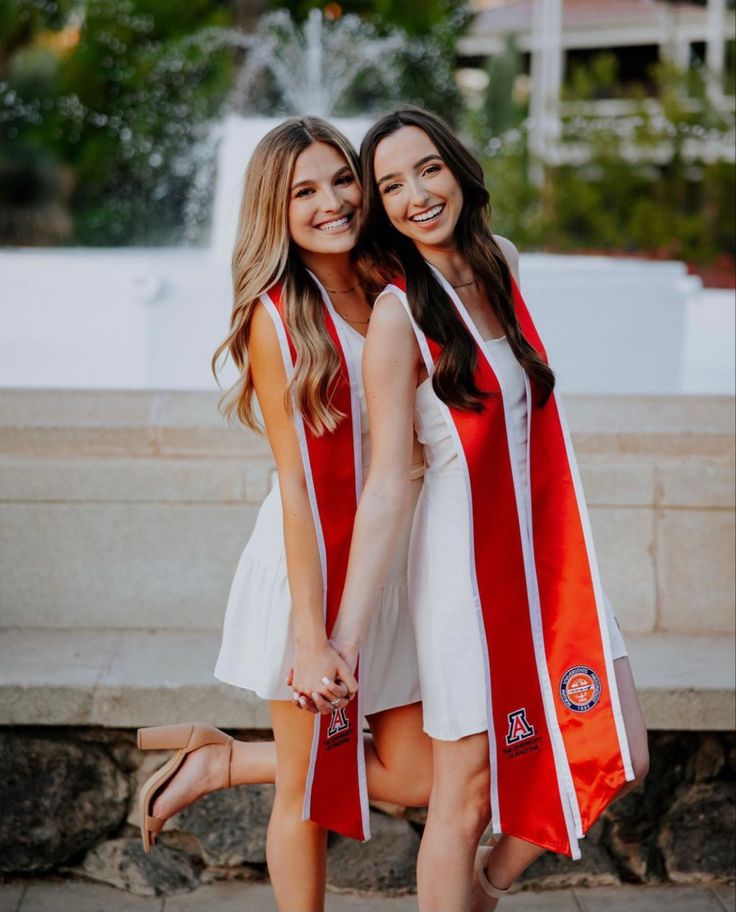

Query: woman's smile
[313,211,355,233]
[373,125,462,253]
[409,203,445,226]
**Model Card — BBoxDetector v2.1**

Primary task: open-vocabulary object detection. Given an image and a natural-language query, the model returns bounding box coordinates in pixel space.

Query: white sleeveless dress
[408,335,627,742]
[215,319,423,715]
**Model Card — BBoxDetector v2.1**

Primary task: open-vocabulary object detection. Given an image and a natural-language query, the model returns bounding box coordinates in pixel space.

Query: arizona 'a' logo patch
[505,708,535,745]
[327,706,350,738]
[560,666,602,713]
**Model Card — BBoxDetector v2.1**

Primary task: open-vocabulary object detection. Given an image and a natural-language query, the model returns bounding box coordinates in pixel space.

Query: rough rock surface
[169,784,275,866]
[602,732,688,882]
[79,837,199,896]
[1,728,734,894]
[327,811,421,892]
[658,781,736,882]
[691,735,725,783]
[602,785,657,881]
[0,732,130,873]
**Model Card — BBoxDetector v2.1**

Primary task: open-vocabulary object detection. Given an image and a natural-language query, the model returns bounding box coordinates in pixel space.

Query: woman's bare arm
[327,292,421,657]
[249,303,357,706]
[324,240,516,686]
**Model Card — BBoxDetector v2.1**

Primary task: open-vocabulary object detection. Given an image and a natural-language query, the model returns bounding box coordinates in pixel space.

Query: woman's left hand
[286,638,359,714]
[286,668,351,714]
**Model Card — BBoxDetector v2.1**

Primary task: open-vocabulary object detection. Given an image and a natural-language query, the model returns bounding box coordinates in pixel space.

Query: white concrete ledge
[0,628,270,729]
[0,628,732,731]
[1,390,733,459]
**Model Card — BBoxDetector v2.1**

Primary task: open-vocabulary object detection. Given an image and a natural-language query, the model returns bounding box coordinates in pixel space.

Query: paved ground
[0,880,733,912]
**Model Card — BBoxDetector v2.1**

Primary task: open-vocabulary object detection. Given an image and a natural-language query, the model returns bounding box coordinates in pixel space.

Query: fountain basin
[2,246,732,394]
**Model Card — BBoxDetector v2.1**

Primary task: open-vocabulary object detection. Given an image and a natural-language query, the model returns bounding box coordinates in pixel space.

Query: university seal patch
[560,666,602,713]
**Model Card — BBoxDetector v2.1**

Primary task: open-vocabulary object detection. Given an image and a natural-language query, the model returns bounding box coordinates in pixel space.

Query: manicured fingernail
[292,692,299,701]
[321,677,331,686]
[299,696,307,706]
[311,692,320,702]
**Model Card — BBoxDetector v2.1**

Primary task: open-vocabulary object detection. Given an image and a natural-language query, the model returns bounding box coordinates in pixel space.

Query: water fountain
[209,9,403,261]
[0,10,732,394]
[1,10,406,390]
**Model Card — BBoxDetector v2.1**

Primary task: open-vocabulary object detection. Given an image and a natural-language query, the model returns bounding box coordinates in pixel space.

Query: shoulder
[365,290,420,372]
[370,290,414,334]
[250,296,277,336]
[492,234,520,285]
[248,298,283,362]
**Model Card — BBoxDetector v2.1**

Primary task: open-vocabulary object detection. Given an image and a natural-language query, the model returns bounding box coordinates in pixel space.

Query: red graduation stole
[260,278,370,841]
[387,267,633,858]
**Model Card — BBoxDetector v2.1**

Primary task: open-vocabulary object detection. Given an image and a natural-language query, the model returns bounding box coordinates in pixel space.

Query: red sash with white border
[387,268,633,858]
[260,274,370,842]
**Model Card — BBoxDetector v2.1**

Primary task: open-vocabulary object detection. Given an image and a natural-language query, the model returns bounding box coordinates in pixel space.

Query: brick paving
[0,880,733,912]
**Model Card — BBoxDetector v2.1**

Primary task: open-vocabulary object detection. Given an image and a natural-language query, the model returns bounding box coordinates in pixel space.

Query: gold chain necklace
[323,279,369,323]
[323,281,361,294]
[336,311,370,325]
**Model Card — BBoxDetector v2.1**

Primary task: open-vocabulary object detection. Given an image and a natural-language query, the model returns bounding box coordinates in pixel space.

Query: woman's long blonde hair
[212,117,361,435]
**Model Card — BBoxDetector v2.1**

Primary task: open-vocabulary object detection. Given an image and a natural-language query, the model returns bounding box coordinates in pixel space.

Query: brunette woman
[317,106,649,912]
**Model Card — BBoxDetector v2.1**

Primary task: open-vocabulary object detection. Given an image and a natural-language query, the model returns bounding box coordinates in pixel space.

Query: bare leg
[151,738,275,818]
[364,701,433,806]
[266,700,433,912]
[267,700,328,912]
[473,655,650,911]
[417,732,491,912]
[153,701,432,818]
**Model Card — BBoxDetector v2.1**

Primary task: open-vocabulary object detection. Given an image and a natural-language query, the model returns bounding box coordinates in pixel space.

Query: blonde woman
[137,118,432,912]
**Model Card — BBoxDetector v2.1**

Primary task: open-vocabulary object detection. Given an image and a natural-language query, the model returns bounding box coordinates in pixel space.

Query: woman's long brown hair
[212,117,361,435]
[359,105,555,409]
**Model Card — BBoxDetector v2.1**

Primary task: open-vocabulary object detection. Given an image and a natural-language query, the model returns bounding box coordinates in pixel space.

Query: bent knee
[632,747,650,788]
[617,744,650,801]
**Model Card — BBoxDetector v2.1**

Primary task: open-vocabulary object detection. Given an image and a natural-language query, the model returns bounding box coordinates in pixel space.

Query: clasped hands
[287,638,359,715]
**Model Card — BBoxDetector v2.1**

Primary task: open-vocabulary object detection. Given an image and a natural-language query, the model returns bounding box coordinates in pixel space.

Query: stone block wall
[0,390,733,637]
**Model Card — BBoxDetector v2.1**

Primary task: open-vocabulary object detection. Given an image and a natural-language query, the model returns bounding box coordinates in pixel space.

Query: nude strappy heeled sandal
[474,842,511,905]
[137,722,233,853]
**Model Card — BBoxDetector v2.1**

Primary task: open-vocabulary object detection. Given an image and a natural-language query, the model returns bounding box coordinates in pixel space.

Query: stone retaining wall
[0,727,733,897]
[0,390,733,637]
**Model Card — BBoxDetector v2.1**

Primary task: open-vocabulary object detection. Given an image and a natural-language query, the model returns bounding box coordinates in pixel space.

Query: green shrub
[1,0,234,245]
[476,57,735,267]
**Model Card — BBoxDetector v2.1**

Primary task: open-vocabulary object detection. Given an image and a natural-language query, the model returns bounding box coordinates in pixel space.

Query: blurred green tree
[2,0,468,245]
[479,55,735,279]
[267,0,461,35]
[1,0,233,245]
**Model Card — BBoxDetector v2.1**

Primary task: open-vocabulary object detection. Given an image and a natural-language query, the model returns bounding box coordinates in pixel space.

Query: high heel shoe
[137,722,233,854]
[474,842,510,905]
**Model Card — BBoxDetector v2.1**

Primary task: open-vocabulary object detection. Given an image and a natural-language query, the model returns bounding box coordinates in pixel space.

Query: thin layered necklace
[323,279,370,325]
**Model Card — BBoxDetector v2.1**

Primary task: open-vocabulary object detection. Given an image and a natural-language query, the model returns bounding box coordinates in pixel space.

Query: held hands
[287,638,359,715]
